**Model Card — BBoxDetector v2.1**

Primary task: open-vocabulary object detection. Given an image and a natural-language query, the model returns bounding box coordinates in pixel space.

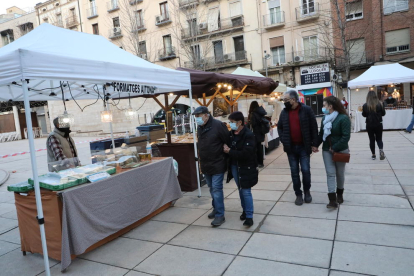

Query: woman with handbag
[317,96,351,208]
[362,91,386,160]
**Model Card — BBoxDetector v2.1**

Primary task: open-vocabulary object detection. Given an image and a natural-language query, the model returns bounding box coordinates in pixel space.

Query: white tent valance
[0,24,191,102]
[348,63,414,89]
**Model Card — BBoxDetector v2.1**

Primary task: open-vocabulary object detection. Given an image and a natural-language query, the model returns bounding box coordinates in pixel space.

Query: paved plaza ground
[0,130,414,276]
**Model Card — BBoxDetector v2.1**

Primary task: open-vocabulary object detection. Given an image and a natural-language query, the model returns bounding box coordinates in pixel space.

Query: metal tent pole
[188,88,202,197]
[22,80,51,276]
[106,102,116,151]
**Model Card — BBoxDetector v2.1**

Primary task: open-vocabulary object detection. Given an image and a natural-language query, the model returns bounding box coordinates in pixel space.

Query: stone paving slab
[340,184,404,195]
[331,241,414,276]
[168,225,252,254]
[124,271,152,276]
[192,211,265,232]
[338,205,414,225]
[0,210,17,220]
[0,249,58,276]
[396,176,414,185]
[0,217,18,234]
[0,240,19,257]
[183,187,236,198]
[227,189,283,202]
[173,196,213,210]
[0,228,20,245]
[341,193,411,209]
[0,203,16,216]
[270,202,338,220]
[329,271,369,276]
[240,233,333,268]
[151,207,208,224]
[259,174,293,182]
[223,256,329,276]
[80,237,162,269]
[259,215,336,240]
[40,259,128,276]
[0,192,14,204]
[402,185,414,195]
[370,175,400,185]
[135,245,234,276]
[223,198,275,215]
[123,221,188,243]
[336,221,414,249]
[252,181,290,191]
[279,191,329,205]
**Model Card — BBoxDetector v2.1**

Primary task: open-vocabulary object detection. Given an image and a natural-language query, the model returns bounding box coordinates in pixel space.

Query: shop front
[296,63,333,116]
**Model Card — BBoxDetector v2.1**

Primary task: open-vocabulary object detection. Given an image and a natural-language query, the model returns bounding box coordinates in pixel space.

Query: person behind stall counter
[46,117,81,172]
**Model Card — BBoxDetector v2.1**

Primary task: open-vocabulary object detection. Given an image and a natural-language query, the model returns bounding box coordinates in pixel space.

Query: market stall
[348,63,414,132]
[0,24,193,274]
[151,68,277,190]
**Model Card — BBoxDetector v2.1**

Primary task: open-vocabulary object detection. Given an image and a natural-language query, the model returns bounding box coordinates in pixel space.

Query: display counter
[265,127,280,154]
[14,157,182,272]
[354,109,412,132]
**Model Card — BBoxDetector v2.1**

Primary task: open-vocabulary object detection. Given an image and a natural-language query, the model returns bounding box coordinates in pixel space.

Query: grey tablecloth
[60,158,182,271]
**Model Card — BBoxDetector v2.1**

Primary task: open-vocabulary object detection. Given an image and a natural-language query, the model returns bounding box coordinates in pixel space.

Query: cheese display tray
[7,181,34,193]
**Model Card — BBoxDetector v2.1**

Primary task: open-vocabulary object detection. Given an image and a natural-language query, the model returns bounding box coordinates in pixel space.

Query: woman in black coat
[224,111,258,227]
[248,101,267,167]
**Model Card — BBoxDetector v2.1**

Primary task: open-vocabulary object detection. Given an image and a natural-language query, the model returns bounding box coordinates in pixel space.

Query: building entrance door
[305,94,323,115]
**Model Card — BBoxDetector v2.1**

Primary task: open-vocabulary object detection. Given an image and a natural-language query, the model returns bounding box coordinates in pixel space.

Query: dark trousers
[256,141,264,166]
[287,145,311,196]
[367,124,383,155]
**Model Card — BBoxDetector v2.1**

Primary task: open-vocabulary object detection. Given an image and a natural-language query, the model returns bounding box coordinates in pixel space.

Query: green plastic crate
[7,181,34,193]
[28,174,80,191]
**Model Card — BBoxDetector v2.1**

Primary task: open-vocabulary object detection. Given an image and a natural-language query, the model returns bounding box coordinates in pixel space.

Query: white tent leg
[106,102,116,151]
[22,81,51,276]
[188,88,202,197]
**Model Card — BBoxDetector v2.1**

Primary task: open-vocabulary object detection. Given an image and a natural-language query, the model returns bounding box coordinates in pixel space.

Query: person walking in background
[317,96,351,209]
[248,101,267,168]
[193,106,230,227]
[404,104,414,134]
[278,90,319,206]
[224,111,258,227]
[362,91,386,160]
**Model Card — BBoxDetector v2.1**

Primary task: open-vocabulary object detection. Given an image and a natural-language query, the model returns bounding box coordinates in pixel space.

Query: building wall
[35,0,82,31]
[0,11,38,47]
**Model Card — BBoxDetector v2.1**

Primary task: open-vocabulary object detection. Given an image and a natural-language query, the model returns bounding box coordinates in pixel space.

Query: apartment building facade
[333,0,414,111]
[0,7,37,48]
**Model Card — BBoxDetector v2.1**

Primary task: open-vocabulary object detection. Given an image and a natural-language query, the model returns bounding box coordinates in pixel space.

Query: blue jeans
[204,173,225,217]
[406,114,414,133]
[287,145,311,196]
[231,165,254,219]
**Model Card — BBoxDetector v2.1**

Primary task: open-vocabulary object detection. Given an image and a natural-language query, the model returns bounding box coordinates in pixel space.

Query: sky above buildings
[0,0,40,14]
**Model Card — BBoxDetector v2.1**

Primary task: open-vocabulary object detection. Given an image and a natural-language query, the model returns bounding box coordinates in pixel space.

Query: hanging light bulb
[223,84,228,88]
[124,106,138,120]
[58,110,74,128]
[218,84,222,88]
[228,85,232,90]
[101,108,113,123]
[356,88,359,91]
[270,97,275,100]
[169,93,174,96]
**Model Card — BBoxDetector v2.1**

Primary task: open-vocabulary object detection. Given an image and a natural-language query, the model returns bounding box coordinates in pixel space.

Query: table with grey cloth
[59,157,182,271]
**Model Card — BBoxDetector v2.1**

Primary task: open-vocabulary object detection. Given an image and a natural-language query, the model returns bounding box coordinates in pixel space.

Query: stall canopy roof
[0,24,191,102]
[348,63,414,89]
[177,68,278,98]
[231,67,287,92]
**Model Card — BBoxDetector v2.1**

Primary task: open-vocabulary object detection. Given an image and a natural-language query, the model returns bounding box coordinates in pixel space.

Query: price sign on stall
[300,63,330,85]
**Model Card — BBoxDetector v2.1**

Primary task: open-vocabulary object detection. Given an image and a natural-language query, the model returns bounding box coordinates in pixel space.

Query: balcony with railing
[183,51,248,70]
[109,27,123,39]
[107,1,120,12]
[132,23,146,33]
[65,16,79,28]
[295,2,320,22]
[179,0,199,9]
[158,46,176,61]
[54,20,64,28]
[263,11,285,29]
[87,6,98,19]
[155,13,172,26]
[181,15,244,42]
[130,0,143,5]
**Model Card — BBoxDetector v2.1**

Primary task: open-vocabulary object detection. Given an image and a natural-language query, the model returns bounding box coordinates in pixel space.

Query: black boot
[337,188,344,204]
[295,195,303,206]
[304,190,312,203]
[240,211,246,221]
[243,218,253,227]
[327,193,338,209]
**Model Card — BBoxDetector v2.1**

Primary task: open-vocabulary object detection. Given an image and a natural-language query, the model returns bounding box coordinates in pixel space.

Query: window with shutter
[347,39,366,65]
[268,0,281,24]
[383,0,408,15]
[385,28,410,54]
[346,1,363,21]
[303,36,318,61]
[229,1,242,17]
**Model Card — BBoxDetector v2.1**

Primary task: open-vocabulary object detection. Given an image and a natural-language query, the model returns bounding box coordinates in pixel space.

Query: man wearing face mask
[193,106,230,227]
[277,90,319,206]
[384,94,396,106]
[46,117,80,172]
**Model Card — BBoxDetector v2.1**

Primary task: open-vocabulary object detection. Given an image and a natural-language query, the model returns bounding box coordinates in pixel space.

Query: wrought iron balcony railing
[295,2,320,22]
[263,11,285,29]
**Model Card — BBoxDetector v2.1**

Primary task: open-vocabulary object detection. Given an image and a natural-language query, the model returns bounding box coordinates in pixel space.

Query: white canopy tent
[348,63,414,88]
[0,24,197,275]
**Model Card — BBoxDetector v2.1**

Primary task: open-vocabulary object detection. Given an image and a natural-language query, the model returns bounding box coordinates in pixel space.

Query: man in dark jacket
[193,106,230,226]
[277,90,318,206]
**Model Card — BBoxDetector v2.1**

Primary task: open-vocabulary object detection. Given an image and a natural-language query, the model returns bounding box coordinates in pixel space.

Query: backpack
[260,117,271,134]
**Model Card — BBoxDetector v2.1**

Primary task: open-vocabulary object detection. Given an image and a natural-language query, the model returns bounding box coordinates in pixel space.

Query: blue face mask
[322,107,330,115]
[230,122,238,130]
[195,117,204,126]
